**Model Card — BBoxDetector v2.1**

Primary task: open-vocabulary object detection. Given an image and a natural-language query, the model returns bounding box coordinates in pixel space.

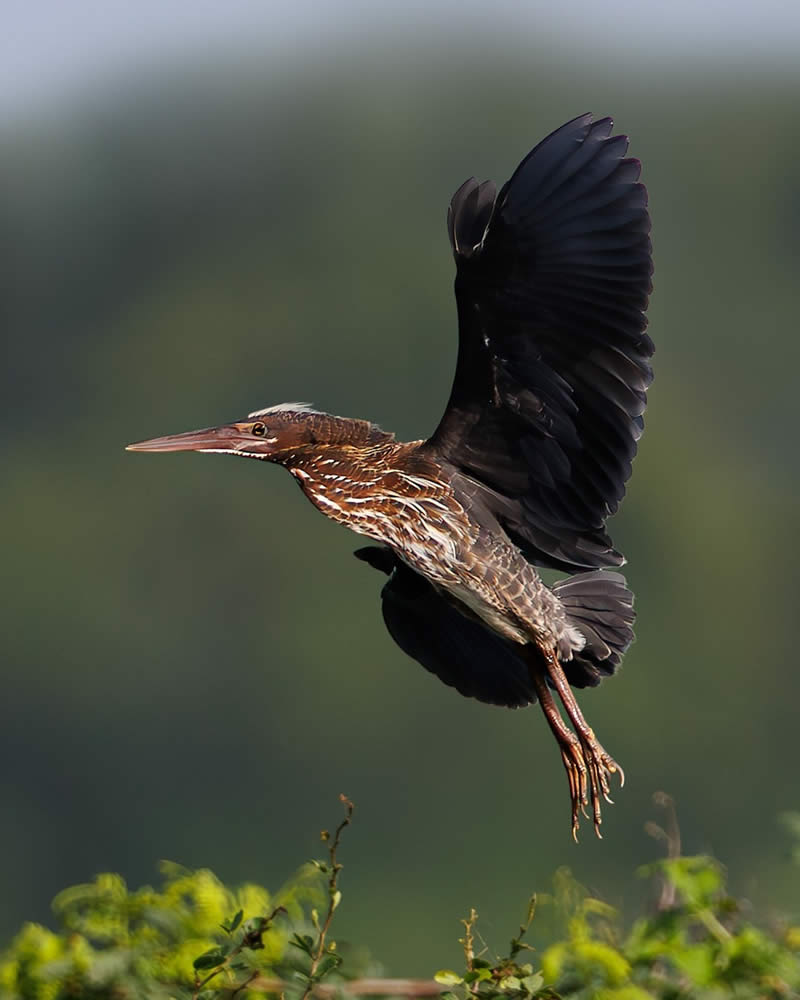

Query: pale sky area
[3,0,799,121]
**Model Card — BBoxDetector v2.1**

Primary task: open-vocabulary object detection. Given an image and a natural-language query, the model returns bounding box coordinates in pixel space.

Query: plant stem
[299,794,354,1000]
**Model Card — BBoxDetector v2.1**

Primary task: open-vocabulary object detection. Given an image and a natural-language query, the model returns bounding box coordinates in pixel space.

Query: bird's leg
[543,648,624,835]
[527,669,590,841]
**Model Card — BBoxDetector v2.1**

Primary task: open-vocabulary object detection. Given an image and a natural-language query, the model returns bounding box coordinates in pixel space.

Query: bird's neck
[281,434,433,528]
[284,436,408,484]
[304,413,395,449]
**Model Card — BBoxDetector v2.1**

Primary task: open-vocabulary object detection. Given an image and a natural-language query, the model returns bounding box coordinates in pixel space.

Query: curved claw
[570,736,622,839]
[531,655,624,840]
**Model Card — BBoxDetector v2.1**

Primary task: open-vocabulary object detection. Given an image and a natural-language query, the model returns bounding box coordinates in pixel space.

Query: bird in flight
[128,113,653,838]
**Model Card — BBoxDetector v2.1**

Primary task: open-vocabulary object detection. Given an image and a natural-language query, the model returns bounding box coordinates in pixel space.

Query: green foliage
[0,798,365,999]
[2,801,799,999]
[4,47,800,971]
[439,856,800,1000]
[0,864,316,999]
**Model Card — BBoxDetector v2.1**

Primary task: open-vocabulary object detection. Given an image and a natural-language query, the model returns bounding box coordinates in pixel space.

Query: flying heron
[128,113,653,838]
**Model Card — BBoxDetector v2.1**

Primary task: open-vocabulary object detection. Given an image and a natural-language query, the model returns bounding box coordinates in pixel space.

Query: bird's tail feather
[552,571,636,688]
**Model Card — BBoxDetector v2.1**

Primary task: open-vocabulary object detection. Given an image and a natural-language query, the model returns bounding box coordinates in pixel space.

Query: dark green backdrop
[3,40,799,975]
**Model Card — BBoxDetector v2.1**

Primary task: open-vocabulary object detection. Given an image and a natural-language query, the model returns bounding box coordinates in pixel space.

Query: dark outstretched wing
[354,546,535,708]
[423,114,654,572]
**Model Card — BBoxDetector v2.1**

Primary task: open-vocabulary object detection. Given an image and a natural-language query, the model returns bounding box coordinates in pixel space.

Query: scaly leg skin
[528,651,624,839]
[544,648,624,837]
[528,670,591,840]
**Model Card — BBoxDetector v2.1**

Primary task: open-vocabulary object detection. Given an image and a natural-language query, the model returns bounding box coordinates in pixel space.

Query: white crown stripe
[247,402,320,418]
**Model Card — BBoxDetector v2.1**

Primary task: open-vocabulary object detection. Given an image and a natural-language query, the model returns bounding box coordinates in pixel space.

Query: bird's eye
[252,422,267,436]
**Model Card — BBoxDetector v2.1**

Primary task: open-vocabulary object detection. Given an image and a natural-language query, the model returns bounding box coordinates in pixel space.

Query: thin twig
[224,977,442,996]
[645,791,681,910]
[230,969,261,998]
[458,907,480,996]
[299,794,354,1000]
[460,908,478,973]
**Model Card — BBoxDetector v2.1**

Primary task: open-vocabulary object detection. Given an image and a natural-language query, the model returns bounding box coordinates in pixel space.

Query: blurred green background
[2,1,799,977]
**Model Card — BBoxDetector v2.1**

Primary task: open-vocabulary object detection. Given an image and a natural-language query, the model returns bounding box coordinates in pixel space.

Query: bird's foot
[577,730,624,838]
[558,731,623,840]
[559,738,589,841]
[540,651,624,838]
[528,649,625,839]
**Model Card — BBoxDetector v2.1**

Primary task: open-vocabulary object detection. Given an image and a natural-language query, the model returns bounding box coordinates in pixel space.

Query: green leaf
[541,942,567,983]
[574,941,630,984]
[316,954,341,978]
[463,968,492,984]
[671,942,715,986]
[583,897,618,919]
[192,949,225,970]
[229,908,243,932]
[332,890,342,910]
[435,970,464,986]
[291,933,315,955]
[521,973,543,993]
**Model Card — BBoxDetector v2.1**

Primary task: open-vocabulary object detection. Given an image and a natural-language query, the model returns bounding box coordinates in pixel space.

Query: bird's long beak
[126,423,263,455]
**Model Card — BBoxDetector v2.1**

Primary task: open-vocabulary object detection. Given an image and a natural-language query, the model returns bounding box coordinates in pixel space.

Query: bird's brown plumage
[128,113,652,838]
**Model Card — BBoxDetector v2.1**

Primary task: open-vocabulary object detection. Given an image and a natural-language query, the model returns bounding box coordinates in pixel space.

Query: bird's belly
[439,581,530,643]
[388,524,544,645]
[395,529,579,655]
[345,503,528,642]
[296,470,575,650]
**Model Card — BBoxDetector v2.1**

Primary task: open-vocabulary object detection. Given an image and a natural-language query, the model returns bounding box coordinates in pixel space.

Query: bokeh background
[3,0,799,976]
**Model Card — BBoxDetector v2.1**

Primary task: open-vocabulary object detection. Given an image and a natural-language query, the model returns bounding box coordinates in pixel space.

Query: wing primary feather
[425,113,654,572]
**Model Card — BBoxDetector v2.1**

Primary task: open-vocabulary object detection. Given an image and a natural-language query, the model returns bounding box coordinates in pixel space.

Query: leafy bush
[437,855,800,1000]
[0,797,362,1000]
[1,798,798,999]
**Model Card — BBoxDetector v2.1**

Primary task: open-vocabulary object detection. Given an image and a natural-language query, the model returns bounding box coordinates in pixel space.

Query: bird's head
[126,403,325,464]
